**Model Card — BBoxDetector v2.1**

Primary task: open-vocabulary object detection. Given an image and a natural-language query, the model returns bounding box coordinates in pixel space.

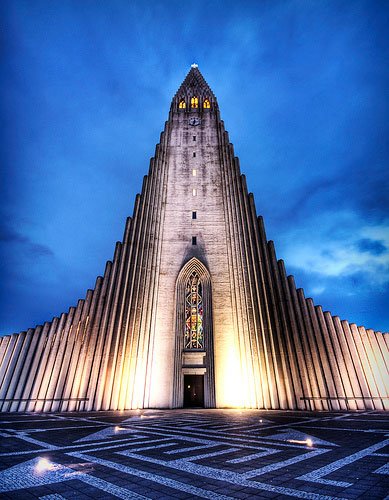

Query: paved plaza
[0,409,387,500]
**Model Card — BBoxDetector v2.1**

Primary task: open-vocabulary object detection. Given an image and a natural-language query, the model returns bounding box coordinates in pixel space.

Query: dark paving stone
[0,409,388,499]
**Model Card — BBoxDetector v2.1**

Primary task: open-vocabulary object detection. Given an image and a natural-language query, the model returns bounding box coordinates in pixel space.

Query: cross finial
[191,63,198,69]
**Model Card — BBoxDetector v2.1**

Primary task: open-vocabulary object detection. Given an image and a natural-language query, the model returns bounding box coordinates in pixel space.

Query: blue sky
[1,0,388,335]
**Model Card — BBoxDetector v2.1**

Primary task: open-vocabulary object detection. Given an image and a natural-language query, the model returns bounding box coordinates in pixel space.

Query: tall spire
[172,65,217,110]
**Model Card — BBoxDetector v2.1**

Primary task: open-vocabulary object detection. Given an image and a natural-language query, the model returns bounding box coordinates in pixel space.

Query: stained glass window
[185,272,203,349]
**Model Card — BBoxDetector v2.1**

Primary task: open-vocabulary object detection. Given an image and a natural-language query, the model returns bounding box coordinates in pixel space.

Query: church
[0,66,388,412]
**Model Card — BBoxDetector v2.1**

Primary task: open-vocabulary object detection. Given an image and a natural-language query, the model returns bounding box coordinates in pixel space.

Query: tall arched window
[191,96,198,108]
[203,98,210,109]
[173,257,215,408]
[185,272,203,349]
[179,99,186,109]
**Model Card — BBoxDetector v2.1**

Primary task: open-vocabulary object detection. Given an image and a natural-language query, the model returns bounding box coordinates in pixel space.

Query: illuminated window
[192,188,197,196]
[179,99,186,109]
[192,211,197,219]
[185,272,203,349]
[203,98,210,109]
[191,96,198,108]
[193,152,196,157]
[192,169,196,176]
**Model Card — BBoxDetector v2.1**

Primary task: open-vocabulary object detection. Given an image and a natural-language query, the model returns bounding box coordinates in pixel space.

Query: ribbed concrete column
[341,320,373,409]
[365,329,389,398]
[384,333,389,351]
[268,242,300,409]
[79,269,110,411]
[28,318,59,412]
[287,278,322,410]
[20,322,51,412]
[2,329,34,412]
[323,312,356,409]
[359,326,389,409]
[0,334,18,398]
[144,148,170,408]
[349,323,381,409]
[51,300,84,412]
[315,306,347,410]
[256,217,280,409]
[0,332,26,410]
[279,265,312,410]
[332,316,365,410]
[0,337,10,367]
[67,276,104,411]
[61,290,93,411]
[42,309,74,412]
[306,300,341,410]
[91,241,123,411]
[9,326,42,412]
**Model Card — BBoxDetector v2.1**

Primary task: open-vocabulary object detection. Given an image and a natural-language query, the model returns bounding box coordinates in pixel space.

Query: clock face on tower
[188,118,201,126]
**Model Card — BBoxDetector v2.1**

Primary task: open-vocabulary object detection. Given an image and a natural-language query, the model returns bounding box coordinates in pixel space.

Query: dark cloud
[356,238,387,255]
[0,224,54,258]
[288,265,389,333]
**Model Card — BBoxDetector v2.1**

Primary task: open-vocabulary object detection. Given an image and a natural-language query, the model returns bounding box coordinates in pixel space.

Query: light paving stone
[0,409,387,500]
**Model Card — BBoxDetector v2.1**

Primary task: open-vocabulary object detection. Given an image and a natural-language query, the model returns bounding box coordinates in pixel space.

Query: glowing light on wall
[216,343,247,408]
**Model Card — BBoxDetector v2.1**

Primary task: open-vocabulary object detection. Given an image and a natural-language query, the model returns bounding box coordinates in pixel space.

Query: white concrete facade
[0,67,388,412]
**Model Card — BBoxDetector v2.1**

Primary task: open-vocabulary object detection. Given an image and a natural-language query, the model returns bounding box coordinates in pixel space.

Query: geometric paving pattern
[0,409,388,499]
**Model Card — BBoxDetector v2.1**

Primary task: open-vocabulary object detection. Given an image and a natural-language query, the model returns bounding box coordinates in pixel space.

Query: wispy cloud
[280,210,389,288]
[0,224,54,259]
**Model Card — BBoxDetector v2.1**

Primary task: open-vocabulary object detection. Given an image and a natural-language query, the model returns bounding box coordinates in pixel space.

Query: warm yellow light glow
[179,99,186,109]
[203,98,210,109]
[193,169,197,176]
[187,385,191,389]
[288,438,313,447]
[129,362,149,409]
[192,188,197,196]
[191,96,198,108]
[35,458,51,473]
[216,343,247,407]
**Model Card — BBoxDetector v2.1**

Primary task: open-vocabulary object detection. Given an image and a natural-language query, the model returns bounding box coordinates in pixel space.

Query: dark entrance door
[184,375,204,407]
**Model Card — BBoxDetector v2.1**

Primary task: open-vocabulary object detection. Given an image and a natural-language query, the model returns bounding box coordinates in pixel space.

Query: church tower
[0,66,388,412]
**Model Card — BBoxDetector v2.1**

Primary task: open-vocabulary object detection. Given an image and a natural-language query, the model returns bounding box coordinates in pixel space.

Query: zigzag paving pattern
[0,410,388,499]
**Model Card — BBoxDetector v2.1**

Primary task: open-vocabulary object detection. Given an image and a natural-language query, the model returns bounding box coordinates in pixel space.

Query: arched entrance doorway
[172,258,215,408]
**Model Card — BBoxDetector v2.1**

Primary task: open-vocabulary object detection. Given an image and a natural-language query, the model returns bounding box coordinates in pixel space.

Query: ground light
[288,438,314,447]
[35,458,52,473]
